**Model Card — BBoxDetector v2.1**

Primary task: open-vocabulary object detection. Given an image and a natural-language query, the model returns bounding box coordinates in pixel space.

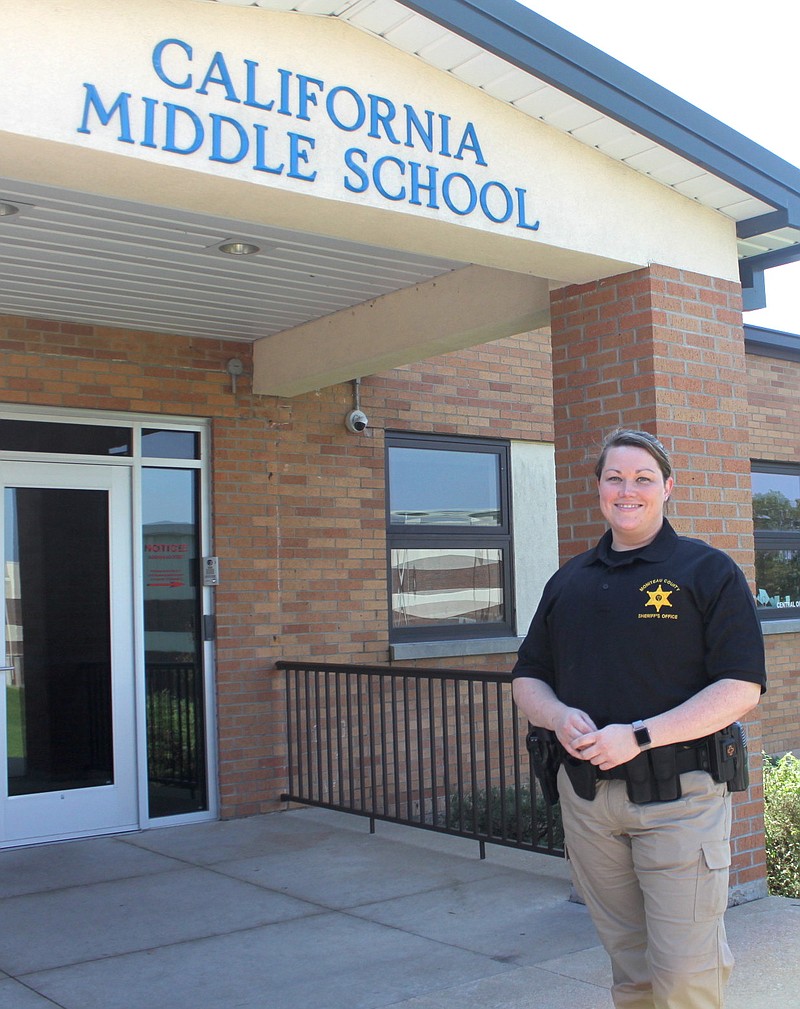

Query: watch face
[634,723,651,746]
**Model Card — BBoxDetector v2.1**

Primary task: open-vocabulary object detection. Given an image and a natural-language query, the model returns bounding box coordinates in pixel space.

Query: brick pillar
[550,263,767,902]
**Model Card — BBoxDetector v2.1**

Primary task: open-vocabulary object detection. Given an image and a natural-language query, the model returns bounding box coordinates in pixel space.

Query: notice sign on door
[144,528,194,592]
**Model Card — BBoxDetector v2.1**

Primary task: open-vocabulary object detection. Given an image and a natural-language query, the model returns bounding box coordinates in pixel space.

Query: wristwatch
[632,720,652,749]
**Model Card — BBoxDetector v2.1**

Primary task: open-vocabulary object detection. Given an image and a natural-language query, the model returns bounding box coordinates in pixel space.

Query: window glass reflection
[142,468,207,817]
[388,448,500,526]
[0,420,130,456]
[755,549,800,612]
[752,471,800,532]
[5,487,113,795]
[390,548,504,627]
[142,429,199,460]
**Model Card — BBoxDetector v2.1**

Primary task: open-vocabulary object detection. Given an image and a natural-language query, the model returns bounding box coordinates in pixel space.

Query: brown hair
[594,428,673,483]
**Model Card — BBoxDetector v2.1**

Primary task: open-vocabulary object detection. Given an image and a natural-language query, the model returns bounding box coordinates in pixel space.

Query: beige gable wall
[2,0,738,286]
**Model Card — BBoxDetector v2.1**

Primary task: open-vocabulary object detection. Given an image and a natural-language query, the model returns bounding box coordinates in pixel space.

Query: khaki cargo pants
[558,767,734,1009]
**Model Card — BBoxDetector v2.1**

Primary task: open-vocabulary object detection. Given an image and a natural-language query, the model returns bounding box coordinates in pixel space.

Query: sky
[514,0,800,334]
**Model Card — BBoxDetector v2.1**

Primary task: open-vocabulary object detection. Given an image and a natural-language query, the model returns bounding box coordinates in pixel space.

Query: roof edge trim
[398,0,800,227]
[744,324,800,362]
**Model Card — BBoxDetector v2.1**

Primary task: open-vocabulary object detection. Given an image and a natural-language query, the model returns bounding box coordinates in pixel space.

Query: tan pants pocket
[694,840,731,922]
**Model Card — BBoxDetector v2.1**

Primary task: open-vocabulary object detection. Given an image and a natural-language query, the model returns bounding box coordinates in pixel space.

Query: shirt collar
[584,517,678,568]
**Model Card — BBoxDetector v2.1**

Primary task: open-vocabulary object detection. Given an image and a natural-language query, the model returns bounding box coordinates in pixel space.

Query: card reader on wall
[203,556,220,586]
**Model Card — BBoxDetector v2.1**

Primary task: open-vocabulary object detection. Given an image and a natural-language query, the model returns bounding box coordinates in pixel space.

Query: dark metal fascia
[740,244,800,273]
[744,324,800,363]
[736,210,790,240]
[739,232,800,307]
[740,263,767,312]
[396,0,800,225]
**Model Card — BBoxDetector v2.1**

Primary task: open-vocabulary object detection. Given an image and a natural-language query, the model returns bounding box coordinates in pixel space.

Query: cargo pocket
[694,841,731,922]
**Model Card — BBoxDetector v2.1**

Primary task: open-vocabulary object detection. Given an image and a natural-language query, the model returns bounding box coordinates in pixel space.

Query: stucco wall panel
[3,0,738,284]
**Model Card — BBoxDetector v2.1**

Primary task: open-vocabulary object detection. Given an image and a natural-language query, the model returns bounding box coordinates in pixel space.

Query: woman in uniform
[512,428,766,1009]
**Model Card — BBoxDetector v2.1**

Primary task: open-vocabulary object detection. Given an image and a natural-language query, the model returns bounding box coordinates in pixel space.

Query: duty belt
[563,724,749,804]
[595,740,708,781]
[527,723,749,806]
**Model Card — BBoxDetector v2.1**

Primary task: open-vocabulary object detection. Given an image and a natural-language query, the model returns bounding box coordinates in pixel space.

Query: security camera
[345,409,369,433]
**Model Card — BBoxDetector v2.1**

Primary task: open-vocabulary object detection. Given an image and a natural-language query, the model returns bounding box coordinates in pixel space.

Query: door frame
[0,406,218,846]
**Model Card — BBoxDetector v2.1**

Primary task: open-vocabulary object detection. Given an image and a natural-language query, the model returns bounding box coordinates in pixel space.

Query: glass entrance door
[1,462,137,845]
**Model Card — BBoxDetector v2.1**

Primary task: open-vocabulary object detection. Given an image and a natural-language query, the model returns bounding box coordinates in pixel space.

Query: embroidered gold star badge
[645,584,673,613]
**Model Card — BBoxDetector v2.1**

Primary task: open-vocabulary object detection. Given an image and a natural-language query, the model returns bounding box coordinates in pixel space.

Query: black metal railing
[278,661,563,857]
[146,662,201,792]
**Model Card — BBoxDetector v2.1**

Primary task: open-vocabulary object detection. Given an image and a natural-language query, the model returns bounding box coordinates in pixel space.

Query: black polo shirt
[512,519,766,728]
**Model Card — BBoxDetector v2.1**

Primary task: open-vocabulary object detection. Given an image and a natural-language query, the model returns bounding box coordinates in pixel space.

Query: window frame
[751,459,800,621]
[385,432,515,643]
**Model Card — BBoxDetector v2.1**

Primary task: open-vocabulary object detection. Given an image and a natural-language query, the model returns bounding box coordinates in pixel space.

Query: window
[386,433,514,641]
[752,462,800,619]
[0,418,131,455]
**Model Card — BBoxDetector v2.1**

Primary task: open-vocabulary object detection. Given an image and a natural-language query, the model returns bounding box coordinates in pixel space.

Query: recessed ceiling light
[0,200,34,219]
[218,240,261,256]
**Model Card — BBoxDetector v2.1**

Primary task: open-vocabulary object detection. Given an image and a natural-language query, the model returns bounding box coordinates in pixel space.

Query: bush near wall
[763,752,800,898]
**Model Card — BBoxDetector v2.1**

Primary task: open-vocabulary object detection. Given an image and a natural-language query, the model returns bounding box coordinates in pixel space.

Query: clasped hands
[554,708,640,770]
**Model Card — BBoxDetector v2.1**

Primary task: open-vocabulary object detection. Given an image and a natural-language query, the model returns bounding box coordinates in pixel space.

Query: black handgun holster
[562,755,597,801]
[525,726,561,805]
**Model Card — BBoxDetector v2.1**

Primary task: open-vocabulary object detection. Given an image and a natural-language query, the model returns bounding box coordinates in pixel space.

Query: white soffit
[0,180,462,342]
[207,0,796,260]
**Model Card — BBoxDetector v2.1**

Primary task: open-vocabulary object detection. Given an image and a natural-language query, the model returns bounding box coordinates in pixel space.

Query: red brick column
[550,263,766,902]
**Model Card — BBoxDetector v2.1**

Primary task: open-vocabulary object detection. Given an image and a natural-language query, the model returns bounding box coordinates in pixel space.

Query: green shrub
[147,689,197,784]
[763,752,800,898]
[445,784,564,850]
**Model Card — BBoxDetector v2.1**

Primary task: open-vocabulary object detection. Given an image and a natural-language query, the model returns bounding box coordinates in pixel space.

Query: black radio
[708,722,749,792]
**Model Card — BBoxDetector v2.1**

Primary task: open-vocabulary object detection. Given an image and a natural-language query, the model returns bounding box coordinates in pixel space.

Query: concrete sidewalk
[0,807,797,1009]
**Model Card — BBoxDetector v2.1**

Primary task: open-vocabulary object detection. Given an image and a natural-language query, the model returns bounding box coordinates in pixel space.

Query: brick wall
[747,352,800,463]
[730,715,766,904]
[549,265,766,900]
[746,349,800,756]
[550,265,755,571]
[759,635,800,755]
[0,314,552,818]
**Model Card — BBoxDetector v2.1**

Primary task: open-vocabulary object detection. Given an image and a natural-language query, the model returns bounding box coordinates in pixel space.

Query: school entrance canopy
[2,0,799,396]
